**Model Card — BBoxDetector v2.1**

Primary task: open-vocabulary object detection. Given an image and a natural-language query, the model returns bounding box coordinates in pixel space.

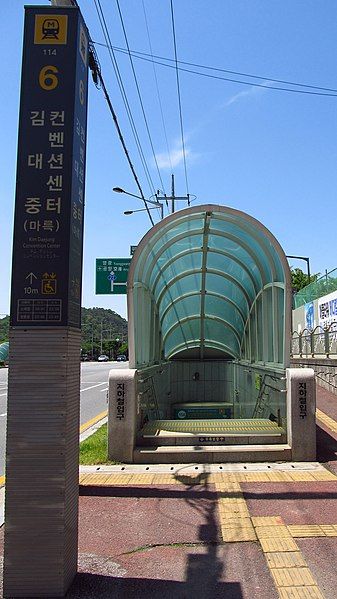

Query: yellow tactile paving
[142,418,285,436]
[255,525,292,539]
[316,408,337,433]
[252,516,324,597]
[260,537,300,553]
[278,586,325,598]
[271,567,317,587]
[216,481,256,542]
[319,524,337,536]
[79,468,337,488]
[310,469,337,481]
[265,551,306,569]
[287,472,316,482]
[288,524,337,538]
[221,525,257,542]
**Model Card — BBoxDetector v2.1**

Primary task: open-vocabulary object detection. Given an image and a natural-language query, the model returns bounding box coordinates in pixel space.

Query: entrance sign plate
[10,6,88,328]
[96,258,131,294]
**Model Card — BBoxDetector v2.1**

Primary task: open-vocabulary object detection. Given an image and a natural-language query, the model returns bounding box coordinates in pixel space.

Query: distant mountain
[0,308,128,352]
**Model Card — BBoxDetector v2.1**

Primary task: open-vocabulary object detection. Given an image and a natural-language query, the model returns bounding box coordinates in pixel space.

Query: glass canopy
[128,205,292,369]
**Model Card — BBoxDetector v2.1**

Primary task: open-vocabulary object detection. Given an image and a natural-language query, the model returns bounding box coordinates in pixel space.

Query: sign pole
[4,6,89,596]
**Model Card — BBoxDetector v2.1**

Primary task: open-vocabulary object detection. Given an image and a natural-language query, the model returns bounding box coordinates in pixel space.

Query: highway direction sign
[96,258,131,294]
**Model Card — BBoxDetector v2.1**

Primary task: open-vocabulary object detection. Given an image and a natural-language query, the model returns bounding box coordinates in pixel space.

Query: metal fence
[294,267,337,308]
[291,323,337,358]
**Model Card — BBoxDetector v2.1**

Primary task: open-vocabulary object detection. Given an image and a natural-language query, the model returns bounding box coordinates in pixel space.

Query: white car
[97,354,109,362]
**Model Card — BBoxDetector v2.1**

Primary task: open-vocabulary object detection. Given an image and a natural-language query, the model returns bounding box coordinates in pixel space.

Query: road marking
[0,393,7,397]
[0,413,7,417]
[80,409,108,433]
[80,382,107,393]
[100,388,108,393]
[0,476,5,487]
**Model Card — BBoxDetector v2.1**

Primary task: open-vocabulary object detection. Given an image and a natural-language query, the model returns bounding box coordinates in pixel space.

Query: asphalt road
[0,361,128,478]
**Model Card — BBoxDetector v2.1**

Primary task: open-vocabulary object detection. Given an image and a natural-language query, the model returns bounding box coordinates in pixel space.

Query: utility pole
[171,174,175,213]
[156,174,190,214]
[100,319,103,354]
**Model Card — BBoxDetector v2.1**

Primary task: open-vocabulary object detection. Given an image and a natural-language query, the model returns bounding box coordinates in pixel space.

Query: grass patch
[79,423,118,465]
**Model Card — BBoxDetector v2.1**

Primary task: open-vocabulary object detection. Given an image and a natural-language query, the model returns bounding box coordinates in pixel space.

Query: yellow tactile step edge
[216,484,324,598]
[316,408,337,434]
[79,468,337,486]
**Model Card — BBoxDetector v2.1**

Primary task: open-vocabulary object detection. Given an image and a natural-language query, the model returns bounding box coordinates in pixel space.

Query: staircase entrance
[108,205,316,463]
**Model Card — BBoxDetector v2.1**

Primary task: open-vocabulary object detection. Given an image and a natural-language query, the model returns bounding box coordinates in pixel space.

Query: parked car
[116,354,127,362]
[98,354,109,362]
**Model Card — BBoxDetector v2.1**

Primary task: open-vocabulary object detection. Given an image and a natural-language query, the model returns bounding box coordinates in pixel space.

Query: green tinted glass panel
[152,252,203,294]
[205,273,248,313]
[204,294,244,334]
[203,319,240,357]
[157,273,202,308]
[161,295,201,333]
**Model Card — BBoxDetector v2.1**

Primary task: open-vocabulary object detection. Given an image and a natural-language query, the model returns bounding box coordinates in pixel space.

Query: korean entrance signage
[10,7,89,327]
[96,259,131,294]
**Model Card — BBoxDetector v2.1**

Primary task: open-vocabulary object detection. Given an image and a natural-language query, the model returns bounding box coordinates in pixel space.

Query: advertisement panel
[318,290,337,329]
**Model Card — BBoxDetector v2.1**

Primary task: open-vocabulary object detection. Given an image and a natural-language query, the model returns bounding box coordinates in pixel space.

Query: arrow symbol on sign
[25,272,37,285]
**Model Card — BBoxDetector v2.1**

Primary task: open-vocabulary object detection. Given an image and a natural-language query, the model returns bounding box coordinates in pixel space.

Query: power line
[94,40,337,98]
[142,0,173,176]
[115,0,166,195]
[97,72,155,226]
[170,0,190,203]
[65,0,155,226]
[94,0,156,196]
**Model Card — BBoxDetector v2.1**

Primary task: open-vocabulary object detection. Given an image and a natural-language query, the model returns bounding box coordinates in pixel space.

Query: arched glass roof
[128,205,292,368]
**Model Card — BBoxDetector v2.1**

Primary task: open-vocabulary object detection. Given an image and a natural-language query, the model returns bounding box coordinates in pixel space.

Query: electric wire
[142,0,173,177]
[94,40,337,98]
[59,0,156,226]
[170,0,190,203]
[97,72,155,226]
[81,5,155,225]
[94,0,156,196]
[115,0,166,203]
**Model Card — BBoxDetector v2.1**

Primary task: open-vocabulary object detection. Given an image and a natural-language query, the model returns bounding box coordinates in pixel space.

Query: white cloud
[156,146,190,169]
[225,82,272,107]
[154,137,198,170]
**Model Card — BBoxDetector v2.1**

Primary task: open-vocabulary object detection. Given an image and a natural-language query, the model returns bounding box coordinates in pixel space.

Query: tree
[291,268,318,293]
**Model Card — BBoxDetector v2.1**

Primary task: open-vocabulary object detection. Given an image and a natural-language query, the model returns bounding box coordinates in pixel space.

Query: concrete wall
[291,358,337,397]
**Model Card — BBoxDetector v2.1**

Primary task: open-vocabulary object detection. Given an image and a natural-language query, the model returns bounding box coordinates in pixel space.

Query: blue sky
[1,1,336,319]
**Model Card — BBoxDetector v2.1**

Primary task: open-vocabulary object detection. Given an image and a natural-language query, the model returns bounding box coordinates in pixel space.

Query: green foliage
[79,423,118,465]
[291,268,318,293]
[81,307,127,359]
[0,309,127,358]
[0,316,9,343]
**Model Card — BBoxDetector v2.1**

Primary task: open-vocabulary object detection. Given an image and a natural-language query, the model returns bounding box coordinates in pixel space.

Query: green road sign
[96,258,131,294]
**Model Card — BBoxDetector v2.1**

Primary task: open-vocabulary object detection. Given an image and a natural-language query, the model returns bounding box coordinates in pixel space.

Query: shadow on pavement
[74,472,245,598]
[66,573,243,599]
[316,424,337,464]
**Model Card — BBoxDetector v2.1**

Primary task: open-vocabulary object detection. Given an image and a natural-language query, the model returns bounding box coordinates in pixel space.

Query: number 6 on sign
[39,65,58,90]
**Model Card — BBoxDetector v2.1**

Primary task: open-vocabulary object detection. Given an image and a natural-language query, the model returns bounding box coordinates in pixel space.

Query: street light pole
[286,255,311,281]
[113,187,164,220]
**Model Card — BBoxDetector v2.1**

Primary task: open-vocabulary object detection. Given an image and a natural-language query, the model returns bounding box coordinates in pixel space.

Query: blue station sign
[10,7,89,327]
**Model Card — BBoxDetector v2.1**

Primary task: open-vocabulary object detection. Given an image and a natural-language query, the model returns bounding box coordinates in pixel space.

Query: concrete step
[137,432,286,447]
[133,444,292,464]
[137,418,286,447]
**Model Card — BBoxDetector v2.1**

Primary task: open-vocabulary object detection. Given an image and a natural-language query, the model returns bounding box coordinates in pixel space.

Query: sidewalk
[1,383,337,598]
